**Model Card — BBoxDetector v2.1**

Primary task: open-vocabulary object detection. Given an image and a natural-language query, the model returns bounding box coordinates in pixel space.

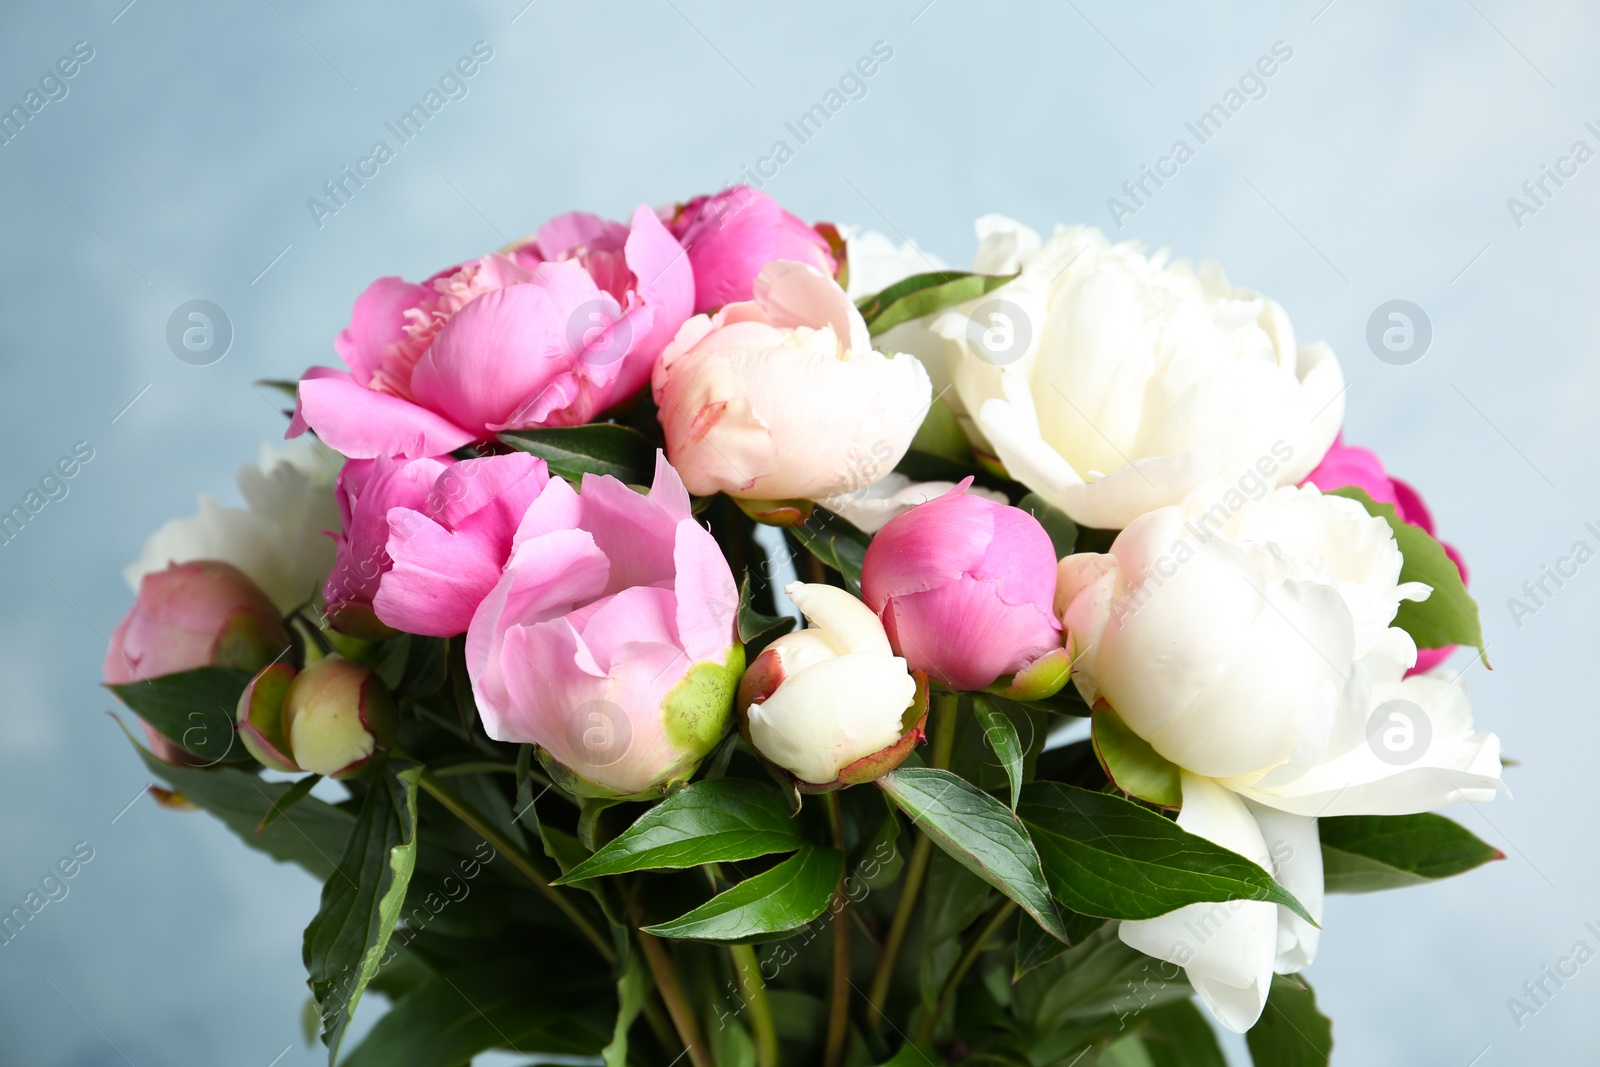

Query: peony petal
[746,652,915,785]
[786,582,893,657]
[335,276,429,384]
[411,283,578,436]
[673,519,738,664]
[1245,803,1323,974]
[1118,774,1277,1034]
[373,506,509,637]
[292,367,477,459]
[753,260,871,357]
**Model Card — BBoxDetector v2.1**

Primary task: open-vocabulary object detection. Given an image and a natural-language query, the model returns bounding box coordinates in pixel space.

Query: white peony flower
[891,217,1343,530]
[124,439,342,613]
[1057,482,1503,1032]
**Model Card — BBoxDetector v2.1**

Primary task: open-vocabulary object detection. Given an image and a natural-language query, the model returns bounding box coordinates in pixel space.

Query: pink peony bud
[1302,436,1468,674]
[668,186,836,313]
[103,560,293,765]
[861,482,1064,692]
[466,453,744,798]
[324,452,550,638]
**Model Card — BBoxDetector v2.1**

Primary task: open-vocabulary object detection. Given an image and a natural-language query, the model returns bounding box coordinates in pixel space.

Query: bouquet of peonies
[104,186,1503,1067]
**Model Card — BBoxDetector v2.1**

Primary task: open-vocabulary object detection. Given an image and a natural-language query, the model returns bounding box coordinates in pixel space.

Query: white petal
[975,397,1086,504]
[1118,774,1277,1034]
[746,652,914,784]
[820,475,1005,535]
[784,582,892,656]
[1230,670,1505,817]
[1245,803,1323,974]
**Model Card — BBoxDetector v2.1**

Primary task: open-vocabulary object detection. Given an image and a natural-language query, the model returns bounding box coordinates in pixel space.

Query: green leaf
[738,572,795,655]
[1140,999,1228,1067]
[909,394,975,463]
[1092,705,1181,809]
[920,849,992,1007]
[107,666,255,764]
[1330,486,1483,654]
[973,696,1025,811]
[303,765,420,1064]
[254,773,321,834]
[339,958,612,1067]
[1018,493,1078,558]
[856,270,1018,336]
[499,423,656,484]
[1013,909,1105,980]
[1018,781,1315,925]
[1320,813,1502,893]
[1013,921,1189,1034]
[875,1044,947,1066]
[877,767,1069,944]
[600,952,652,1067]
[1245,976,1332,1066]
[855,799,906,890]
[1014,915,1071,981]
[643,845,843,941]
[131,731,353,878]
[556,779,803,882]
[789,509,870,595]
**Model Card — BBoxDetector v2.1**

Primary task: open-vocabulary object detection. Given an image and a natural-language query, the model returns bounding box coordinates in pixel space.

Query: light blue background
[1,1,1594,1062]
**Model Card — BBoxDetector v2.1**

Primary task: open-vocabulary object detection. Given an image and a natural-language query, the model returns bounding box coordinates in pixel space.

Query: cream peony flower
[1057,482,1502,1031]
[891,218,1344,530]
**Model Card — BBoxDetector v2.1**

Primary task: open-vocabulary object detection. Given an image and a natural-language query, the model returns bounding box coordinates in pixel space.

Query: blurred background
[1,0,1594,1062]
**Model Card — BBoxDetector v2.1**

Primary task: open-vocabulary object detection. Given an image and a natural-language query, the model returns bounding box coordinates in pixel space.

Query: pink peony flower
[861,481,1064,691]
[289,205,692,458]
[104,560,292,763]
[324,452,549,638]
[668,186,836,313]
[1303,436,1468,673]
[466,453,743,797]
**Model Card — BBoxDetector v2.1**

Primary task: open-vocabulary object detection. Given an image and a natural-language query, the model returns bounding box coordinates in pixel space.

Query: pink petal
[673,518,739,664]
[576,471,679,596]
[411,283,577,436]
[374,506,509,637]
[536,211,629,259]
[336,276,429,384]
[427,452,548,530]
[292,368,477,459]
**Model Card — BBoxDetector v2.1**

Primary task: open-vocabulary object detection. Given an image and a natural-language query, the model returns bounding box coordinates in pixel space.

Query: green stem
[822,792,850,1067]
[414,769,614,965]
[916,900,1017,1046]
[730,943,779,1067]
[636,921,716,1067]
[865,690,962,1030]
